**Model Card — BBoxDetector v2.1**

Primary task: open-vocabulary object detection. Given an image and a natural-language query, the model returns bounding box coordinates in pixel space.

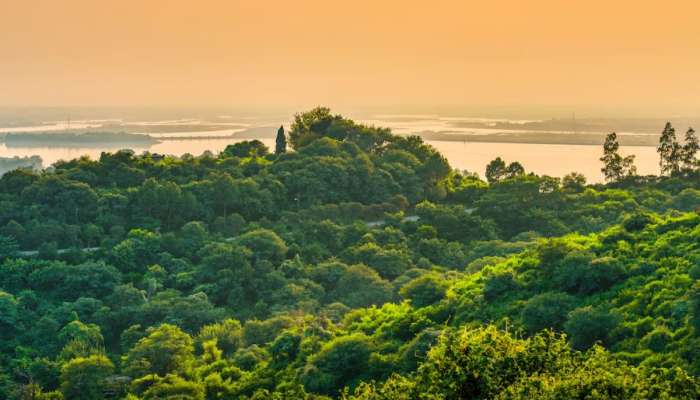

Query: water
[0,112,670,182]
[0,138,659,183]
[428,141,659,182]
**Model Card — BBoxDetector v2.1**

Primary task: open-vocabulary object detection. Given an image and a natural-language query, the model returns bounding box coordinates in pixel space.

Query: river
[0,138,660,183]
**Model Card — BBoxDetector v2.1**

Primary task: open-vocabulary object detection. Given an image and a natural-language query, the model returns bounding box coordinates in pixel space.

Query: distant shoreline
[0,127,660,148]
[415,131,659,147]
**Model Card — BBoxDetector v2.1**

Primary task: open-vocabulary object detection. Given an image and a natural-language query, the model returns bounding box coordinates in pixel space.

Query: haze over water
[0,111,666,182]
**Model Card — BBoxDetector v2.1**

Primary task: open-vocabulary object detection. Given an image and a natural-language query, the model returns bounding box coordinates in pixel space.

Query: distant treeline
[0,155,42,176]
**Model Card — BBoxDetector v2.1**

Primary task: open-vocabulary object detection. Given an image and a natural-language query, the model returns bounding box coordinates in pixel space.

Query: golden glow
[1,0,699,111]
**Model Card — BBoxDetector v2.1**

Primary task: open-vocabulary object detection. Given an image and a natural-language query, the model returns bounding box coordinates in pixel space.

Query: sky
[1,0,699,115]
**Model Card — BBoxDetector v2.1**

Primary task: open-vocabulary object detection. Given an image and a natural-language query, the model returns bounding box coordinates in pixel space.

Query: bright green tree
[124,324,194,377]
[59,355,114,400]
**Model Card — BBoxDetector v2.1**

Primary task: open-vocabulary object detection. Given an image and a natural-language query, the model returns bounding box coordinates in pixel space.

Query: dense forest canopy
[0,108,699,399]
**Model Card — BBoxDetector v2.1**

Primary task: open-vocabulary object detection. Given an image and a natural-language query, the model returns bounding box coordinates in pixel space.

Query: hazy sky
[1,0,699,114]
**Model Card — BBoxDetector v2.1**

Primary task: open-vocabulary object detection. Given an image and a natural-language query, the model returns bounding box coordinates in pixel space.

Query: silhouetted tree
[485,158,525,184]
[658,122,681,176]
[275,125,287,155]
[562,172,586,191]
[600,132,636,182]
[505,161,525,177]
[485,157,507,184]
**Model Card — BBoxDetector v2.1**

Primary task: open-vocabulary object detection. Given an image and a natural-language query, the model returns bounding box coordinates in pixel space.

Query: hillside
[0,108,699,399]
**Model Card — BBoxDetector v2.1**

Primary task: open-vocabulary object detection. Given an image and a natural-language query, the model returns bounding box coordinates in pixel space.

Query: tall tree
[600,132,636,182]
[658,122,681,176]
[275,125,287,155]
[681,127,699,172]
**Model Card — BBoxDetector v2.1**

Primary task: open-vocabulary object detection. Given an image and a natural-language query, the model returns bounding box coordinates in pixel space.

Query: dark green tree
[0,235,19,260]
[288,107,339,149]
[485,157,525,184]
[505,161,525,177]
[521,291,575,333]
[275,125,287,155]
[485,157,507,184]
[564,306,620,350]
[222,140,269,158]
[399,274,448,307]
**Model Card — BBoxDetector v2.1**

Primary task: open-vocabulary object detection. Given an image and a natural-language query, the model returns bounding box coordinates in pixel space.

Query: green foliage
[59,355,114,400]
[301,334,374,395]
[131,374,205,400]
[521,291,575,333]
[564,306,620,350]
[288,107,390,152]
[275,125,287,155]
[658,122,682,176]
[601,132,637,182]
[681,127,699,171]
[399,274,448,308]
[124,324,194,377]
[347,326,700,400]
[223,140,270,158]
[485,157,525,184]
[0,110,699,398]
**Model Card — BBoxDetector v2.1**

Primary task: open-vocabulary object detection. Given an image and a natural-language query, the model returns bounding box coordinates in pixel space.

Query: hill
[0,108,698,399]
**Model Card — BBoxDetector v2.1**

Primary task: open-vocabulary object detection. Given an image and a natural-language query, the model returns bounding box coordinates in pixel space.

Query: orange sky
[1,0,699,113]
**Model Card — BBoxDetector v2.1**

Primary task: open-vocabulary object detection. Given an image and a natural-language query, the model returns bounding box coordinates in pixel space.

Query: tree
[234,229,288,266]
[59,355,114,400]
[124,324,194,377]
[562,172,586,191]
[658,122,681,176]
[222,140,269,158]
[521,291,575,334]
[690,282,700,333]
[300,333,374,395]
[505,161,525,177]
[131,374,205,400]
[564,306,620,350]
[289,107,340,149]
[485,157,507,184]
[0,291,19,335]
[329,264,393,308]
[0,235,19,260]
[197,319,242,356]
[0,168,38,194]
[681,127,699,172]
[288,107,390,151]
[485,157,525,184]
[600,132,636,182]
[399,274,448,307]
[275,125,287,155]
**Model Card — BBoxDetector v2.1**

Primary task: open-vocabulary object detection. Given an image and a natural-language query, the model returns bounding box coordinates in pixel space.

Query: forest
[0,107,699,399]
